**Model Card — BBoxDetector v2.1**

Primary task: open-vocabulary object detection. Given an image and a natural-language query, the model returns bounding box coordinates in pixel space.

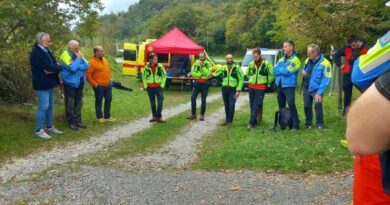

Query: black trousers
[93,85,112,119]
[147,87,164,118]
[248,88,265,126]
[342,74,353,112]
[222,87,237,123]
[64,80,84,124]
[191,82,209,115]
[277,86,300,129]
[303,88,323,126]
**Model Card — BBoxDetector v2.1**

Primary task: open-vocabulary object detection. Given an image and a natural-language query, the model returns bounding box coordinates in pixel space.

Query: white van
[241,48,282,91]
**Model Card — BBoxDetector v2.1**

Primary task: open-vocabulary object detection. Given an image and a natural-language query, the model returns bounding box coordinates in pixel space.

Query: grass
[0,55,218,164]
[192,91,354,174]
[77,100,224,168]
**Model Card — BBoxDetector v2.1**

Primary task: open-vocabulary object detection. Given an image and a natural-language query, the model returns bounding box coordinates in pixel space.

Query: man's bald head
[226,54,233,64]
[93,46,105,59]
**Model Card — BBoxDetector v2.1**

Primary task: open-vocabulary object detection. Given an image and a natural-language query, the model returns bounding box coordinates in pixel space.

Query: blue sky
[100,0,139,14]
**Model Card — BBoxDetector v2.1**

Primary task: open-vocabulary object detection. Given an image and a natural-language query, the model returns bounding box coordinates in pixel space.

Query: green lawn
[0,55,217,164]
[78,100,224,168]
[193,92,354,174]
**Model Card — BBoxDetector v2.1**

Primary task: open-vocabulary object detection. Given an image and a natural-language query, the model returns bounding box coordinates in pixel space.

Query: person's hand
[187,73,192,78]
[44,69,54,75]
[199,60,204,67]
[340,64,344,70]
[76,50,83,58]
[301,70,308,77]
[314,93,322,103]
[207,73,213,78]
[140,87,145,91]
[235,91,240,99]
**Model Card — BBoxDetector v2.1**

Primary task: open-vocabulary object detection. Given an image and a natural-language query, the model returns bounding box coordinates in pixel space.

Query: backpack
[273,107,292,130]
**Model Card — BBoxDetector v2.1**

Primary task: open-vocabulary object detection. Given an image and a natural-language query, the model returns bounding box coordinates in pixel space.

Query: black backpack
[273,107,293,130]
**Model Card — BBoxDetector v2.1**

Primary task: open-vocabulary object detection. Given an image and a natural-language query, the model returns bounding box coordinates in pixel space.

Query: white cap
[386,1,390,6]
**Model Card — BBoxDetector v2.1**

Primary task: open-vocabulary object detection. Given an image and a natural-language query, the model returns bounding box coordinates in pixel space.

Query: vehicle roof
[245,48,281,55]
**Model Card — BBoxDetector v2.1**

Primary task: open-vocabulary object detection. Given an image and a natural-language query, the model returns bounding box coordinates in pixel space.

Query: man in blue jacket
[301,44,332,129]
[30,32,63,139]
[273,41,301,130]
[60,40,89,130]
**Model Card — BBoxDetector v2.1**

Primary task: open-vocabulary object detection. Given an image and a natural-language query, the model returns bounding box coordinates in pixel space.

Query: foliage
[0,0,102,102]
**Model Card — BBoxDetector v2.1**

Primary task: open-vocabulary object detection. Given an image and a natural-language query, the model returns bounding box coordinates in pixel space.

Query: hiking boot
[98,118,105,123]
[247,124,254,130]
[35,129,51,139]
[199,115,205,121]
[69,123,79,130]
[105,117,117,122]
[186,114,196,120]
[317,125,324,130]
[149,117,157,122]
[156,118,166,123]
[77,122,87,129]
[45,126,63,134]
[221,122,232,126]
[305,124,312,129]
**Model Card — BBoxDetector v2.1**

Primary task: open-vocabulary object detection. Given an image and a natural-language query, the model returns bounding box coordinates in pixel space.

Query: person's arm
[236,65,244,91]
[346,72,390,155]
[316,63,332,96]
[212,65,224,77]
[86,60,97,87]
[267,61,275,83]
[332,47,346,67]
[142,67,148,89]
[191,63,201,79]
[161,65,167,88]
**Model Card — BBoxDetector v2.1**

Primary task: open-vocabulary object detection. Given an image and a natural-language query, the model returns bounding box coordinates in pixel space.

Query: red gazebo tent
[145,27,204,57]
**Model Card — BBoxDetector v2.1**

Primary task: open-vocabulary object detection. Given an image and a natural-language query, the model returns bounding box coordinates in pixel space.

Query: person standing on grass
[30,32,63,139]
[345,29,390,204]
[187,52,212,121]
[213,54,244,126]
[246,48,274,130]
[301,44,332,129]
[273,40,301,130]
[333,35,367,116]
[142,53,167,123]
[86,46,116,123]
[60,40,89,130]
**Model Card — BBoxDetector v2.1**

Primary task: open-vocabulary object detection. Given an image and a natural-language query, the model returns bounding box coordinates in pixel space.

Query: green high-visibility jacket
[191,60,212,80]
[142,63,167,89]
[213,63,244,91]
[246,60,275,85]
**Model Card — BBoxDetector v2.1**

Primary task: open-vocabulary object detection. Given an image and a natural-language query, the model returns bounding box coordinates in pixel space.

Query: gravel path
[116,95,249,170]
[0,93,222,181]
[0,166,352,205]
[0,92,353,204]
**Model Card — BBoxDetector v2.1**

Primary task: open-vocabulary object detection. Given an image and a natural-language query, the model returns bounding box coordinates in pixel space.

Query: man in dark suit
[30,32,63,139]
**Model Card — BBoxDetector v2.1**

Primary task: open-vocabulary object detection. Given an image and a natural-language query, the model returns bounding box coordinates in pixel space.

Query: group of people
[30,32,116,139]
[142,40,333,131]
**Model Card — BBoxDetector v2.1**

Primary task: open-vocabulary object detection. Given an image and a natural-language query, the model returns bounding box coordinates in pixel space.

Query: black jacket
[30,44,62,90]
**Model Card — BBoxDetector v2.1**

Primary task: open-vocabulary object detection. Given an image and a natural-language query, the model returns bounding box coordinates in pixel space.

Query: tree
[0,0,102,102]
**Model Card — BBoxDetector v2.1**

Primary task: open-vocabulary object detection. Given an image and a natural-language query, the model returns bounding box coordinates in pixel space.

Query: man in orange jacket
[86,46,116,123]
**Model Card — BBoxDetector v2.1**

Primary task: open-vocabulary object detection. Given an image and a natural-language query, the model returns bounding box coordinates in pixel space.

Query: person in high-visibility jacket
[273,41,301,130]
[352,30,390,90]
[346,30,390,205]
[60,40,89,130]
[142,53,167,123]
[213,54,244,126]
[187,52,212,121]
[246,48,274,130]
[301,44,332,129]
